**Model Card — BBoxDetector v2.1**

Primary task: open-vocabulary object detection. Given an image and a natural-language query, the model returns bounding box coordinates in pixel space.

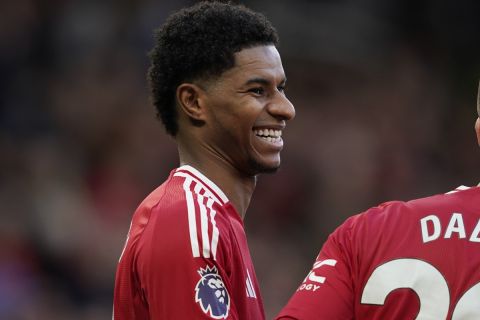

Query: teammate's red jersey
[114,165,265,320]
[277,186,480,319]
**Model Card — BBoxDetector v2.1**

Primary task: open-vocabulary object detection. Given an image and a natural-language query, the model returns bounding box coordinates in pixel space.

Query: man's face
[202,45,295,176]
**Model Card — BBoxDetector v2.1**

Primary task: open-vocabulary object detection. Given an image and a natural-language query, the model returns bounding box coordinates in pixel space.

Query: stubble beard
[247,157,280,175]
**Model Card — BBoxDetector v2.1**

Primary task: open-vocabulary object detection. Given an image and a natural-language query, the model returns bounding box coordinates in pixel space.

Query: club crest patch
[195,265,230,319]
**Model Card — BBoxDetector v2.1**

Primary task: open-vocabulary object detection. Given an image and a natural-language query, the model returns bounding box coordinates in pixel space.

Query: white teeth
[253,129,282,137]
[253,129,282,142]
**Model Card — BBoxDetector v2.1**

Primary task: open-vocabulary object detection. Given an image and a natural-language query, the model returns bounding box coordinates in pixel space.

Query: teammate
[113,2,295,319]
[277,85,480,319]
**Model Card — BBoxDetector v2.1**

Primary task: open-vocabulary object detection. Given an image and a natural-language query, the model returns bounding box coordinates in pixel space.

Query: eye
[248,87,264,95]
[277,85,286,94]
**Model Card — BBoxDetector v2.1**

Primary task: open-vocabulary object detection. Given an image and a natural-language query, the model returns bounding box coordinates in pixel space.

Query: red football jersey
[113,165,265,320]
[277,186,480,319]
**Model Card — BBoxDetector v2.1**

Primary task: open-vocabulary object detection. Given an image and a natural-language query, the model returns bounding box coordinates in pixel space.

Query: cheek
[211,114,251,150]
[211,99,261,144]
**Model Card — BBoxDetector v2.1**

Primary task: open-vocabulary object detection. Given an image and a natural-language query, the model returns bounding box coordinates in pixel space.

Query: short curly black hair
[148,1,279,136]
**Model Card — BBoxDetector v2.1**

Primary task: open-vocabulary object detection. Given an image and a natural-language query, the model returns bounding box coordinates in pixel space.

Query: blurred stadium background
[1,0,480,318]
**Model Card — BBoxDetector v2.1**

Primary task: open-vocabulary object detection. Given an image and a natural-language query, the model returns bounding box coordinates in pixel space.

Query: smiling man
[113,2,295,319]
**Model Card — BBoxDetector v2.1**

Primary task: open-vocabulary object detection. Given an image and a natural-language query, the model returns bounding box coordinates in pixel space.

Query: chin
[259,166,279,174]
[248,157,281,175]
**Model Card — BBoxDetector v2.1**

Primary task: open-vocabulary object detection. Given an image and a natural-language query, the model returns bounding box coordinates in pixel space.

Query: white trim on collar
[446,185,471,194]
[175,165,229,204]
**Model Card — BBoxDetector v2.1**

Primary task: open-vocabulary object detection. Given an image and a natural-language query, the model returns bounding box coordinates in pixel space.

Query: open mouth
[253,128,282,143]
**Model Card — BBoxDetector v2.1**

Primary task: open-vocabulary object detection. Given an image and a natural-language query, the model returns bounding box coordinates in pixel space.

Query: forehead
[222,45,285,82]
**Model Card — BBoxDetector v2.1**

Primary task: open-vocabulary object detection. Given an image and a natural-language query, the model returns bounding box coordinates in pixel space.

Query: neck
[177,142,256,219]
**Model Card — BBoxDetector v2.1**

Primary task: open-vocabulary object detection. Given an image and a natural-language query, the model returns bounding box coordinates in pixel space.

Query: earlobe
[176,83,206,122]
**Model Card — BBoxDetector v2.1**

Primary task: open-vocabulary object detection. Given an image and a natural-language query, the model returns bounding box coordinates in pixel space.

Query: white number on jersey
[360,258,480,319]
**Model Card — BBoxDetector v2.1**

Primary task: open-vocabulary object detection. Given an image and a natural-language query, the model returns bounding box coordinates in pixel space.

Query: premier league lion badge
[195,265,230,319]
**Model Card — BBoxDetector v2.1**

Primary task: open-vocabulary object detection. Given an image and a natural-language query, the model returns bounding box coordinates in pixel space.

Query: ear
[176,83,207,122]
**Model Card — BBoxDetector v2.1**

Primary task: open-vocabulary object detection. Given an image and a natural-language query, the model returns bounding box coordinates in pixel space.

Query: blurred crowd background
[1,0,480,319]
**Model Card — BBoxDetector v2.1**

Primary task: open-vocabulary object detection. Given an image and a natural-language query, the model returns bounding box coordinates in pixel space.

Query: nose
[267,93,296,121]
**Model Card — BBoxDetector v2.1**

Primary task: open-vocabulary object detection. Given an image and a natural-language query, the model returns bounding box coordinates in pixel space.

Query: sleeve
[135,199,239,320]
[275,217,359,320]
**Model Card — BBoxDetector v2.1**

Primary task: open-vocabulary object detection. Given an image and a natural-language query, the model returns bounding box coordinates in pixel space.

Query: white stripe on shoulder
[196,187,211,259]
[246,269,257,298]
[183,178,200,257]
[174,165,229,204]
[181,178,221,260]
[206,198,219,260]
[446,185,471,194]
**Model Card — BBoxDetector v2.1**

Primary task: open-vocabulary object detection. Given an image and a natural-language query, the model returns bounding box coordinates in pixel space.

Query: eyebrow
[244,77,287,86]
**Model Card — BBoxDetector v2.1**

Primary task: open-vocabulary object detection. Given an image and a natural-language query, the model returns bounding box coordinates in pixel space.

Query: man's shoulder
[125,173,190,246]
[353,185,480,223]
[332,185,480,245]
[335,200,409,234]
[138,170,229,217]
[133,168,232,252]
[137,174,187,213]
[403,185,480,214]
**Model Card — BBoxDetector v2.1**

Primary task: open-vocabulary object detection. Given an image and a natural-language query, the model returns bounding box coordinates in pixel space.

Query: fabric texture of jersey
[277,186,480,319]
[113,165,265,320]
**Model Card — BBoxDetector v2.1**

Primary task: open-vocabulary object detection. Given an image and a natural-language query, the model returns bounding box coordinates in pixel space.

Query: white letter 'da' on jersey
[361,259,449,319]
[420,215,441,243]
[305,259,337,284]
[444,213,466,239]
